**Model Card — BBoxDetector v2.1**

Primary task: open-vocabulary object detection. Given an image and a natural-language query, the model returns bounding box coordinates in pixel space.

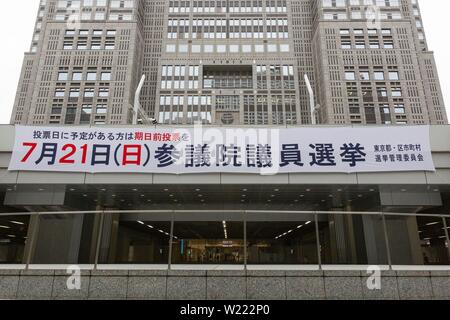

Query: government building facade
[1,0,449,300]
[10,0,447,126]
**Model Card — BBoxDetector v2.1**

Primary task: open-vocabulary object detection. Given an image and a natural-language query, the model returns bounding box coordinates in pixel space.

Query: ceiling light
[10,221,24,225]
[7,235,16,238]
[132,189,138,192]
[426,222,439,226]
[137,221,144,225]
[305,221,311,225]
[274,189,279,192]
[0,225,11,229]
[147,225,154,229]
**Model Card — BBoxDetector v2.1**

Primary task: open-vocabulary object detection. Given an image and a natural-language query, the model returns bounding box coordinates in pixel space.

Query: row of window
[57,0,134,9]
[323,11,401,21]
[55,12,133,22]
[65,29,117,36]
[51,104,107,115]
[323,0,400,8]
[63,39,115,50]
[57,71,112,82]
[165,43,290,54]
[349,105,407,125]
[167,18,289,40]
[340,28,391,35]
[54,87,110,99]
[168,0,287,14]
[3,212,448,266]
[161,65,200,90]
[344,70,399,81]
[341,37,394,49]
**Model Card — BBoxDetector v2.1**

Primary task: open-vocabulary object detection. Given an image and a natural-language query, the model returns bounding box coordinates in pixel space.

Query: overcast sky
[0,0,448,124]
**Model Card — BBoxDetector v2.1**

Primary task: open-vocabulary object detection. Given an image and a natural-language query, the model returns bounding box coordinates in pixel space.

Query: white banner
[8,125,435,174]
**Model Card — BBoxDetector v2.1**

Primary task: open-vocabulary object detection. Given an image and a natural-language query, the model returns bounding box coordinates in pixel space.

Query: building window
[98,214,171,264]
[171,214,244,265]
[345,71,356,81]
[101,72,111,81]
[318,213,389,265]
[389,71,399,80]
[31,214,97,264]
[0,215,30,264]
[87,72,97,81]
[58,72,68,81]
[72,72,82,81]
[247,213,318,264]
[385,215,450,265]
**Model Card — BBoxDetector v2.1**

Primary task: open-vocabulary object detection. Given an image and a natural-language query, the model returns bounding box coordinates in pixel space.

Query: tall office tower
[10,0,448,126]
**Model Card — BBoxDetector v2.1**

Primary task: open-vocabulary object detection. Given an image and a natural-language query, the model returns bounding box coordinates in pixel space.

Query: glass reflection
[385,215,450,265]
[99,217,170,264]
[246,221,318,264]
[0,215,30,264]
[172,221,244,264]
[318,214,388,265]
[32,214,96,264]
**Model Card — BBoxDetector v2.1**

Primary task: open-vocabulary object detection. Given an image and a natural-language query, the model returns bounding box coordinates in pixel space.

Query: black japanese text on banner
[8,125,435,174]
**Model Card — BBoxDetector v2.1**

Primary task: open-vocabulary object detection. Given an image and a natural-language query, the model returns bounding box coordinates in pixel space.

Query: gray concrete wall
[0,269,449,300]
